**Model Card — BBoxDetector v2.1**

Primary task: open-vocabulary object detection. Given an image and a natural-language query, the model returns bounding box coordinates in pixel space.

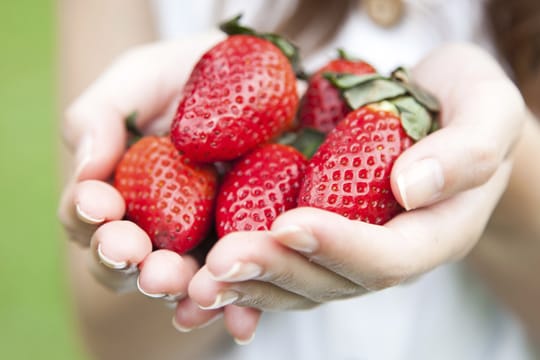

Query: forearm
[469,112,540,344]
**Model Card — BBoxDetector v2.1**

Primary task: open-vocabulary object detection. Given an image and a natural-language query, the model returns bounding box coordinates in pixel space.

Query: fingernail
[172,316,192,333]
[97,242,128,270]
[75,135,92,180]
[210,262,263,282]
[234,332,256,345]
[198,290,239,310]
[271,225,318,253]
[76,203,104,224]
[199,313,224,329]
[172,313,223,333]
[136,276,183,300]
[396,158,444,210]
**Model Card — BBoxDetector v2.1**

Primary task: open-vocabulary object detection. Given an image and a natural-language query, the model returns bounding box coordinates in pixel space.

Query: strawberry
[170,16,300,163]
[298,69,439,224]
[216,143,307,238]
[299,50,376,133]
[114,136,218,254]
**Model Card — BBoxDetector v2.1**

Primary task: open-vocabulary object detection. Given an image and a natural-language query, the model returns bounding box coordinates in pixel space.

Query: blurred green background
[0,1,86,359]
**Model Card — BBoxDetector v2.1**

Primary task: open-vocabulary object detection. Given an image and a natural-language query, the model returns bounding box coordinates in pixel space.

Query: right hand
[57,32,260,343]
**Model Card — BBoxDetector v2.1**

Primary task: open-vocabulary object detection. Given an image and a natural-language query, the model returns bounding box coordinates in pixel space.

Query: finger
[58,180,126,246]
[74,180,125,223]
[189,266,317,311]
[172,298,223,333]
[137,250,198,300]
[58,181,98,246]
[391,44,525,210]
[272,161,511,290]
[63,33,224,182]
[88,220,152,292]
[224,305,261,345]
[204,231,364,302]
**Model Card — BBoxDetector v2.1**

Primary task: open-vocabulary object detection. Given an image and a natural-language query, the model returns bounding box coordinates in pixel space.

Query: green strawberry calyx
[220,14,307,79]
[324,68,441,141]
[125,111,144,147]
[278,128,326,160]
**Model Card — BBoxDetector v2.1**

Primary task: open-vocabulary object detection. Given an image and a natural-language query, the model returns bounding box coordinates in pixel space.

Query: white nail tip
[136,276,183,300]
[172,317,192,333]
[199,313,224,329]
[198,291,239,310]
[395,159,444,211]
[76,203,104,224]
[172,313,223,333]
[396,174,411,211]
[234,332,256,345]
[96,243,128,270]
[210,262,262,282]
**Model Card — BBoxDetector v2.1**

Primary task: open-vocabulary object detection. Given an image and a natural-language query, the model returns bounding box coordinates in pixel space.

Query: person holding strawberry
[58,0,540,359]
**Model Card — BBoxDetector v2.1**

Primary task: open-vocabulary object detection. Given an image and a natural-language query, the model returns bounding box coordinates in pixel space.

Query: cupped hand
[57,32,246,336]
[188,43,525,330]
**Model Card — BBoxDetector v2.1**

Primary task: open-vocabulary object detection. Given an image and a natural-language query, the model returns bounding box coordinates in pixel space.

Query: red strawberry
[216,143,307,237]
[298,68,440,224]
[170,18,300,163]
[299,52,376,133]
[114,136,218,254]
[298,103,412,224]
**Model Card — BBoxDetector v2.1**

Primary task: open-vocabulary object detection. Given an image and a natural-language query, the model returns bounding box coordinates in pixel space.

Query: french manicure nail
[136,276,183,300]
[396,158,444,210]
[76,203,104,224]
[172,316,193,333]
[172,313,223,333]
[272,225,318,253]
[234,332,256,345]
[198,290,239,310]
[210,262,262,282]
[199,313,224,329]
[136,276,165,298]
[97,243,128,270]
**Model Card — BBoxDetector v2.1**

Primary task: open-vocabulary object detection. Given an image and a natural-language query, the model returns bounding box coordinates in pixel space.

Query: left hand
[188,43,525,340]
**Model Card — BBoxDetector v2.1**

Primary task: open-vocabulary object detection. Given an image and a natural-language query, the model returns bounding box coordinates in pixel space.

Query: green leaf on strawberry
[219,14,306,79]
[392,96,432,141]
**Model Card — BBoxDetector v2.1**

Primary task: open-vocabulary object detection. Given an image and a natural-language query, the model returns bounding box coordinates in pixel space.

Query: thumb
[63,101,127,181]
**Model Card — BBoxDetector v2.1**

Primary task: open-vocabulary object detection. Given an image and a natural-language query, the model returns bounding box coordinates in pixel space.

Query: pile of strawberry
[114,16,440,255]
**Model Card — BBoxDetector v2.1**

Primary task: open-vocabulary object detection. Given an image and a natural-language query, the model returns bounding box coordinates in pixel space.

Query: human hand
[188,43,525,336]
[57,32,256,335]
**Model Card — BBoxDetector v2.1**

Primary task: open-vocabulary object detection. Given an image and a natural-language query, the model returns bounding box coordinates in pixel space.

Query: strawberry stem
[219,14,307,80]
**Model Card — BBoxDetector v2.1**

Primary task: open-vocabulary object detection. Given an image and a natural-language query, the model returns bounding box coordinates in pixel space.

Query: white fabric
[151,1,535,359]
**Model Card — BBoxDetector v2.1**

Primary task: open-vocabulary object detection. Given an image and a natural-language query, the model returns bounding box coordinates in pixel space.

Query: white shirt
[151,1,535,359]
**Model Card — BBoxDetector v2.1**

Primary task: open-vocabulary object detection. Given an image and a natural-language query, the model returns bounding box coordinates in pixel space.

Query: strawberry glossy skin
[114,136,218,254]
[299,59,375,133]
[298,105,413,225]
[216,143,307,238]
[171,35,299,163]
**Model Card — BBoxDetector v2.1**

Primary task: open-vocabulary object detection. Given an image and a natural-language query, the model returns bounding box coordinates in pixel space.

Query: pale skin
[58,1,540,358]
